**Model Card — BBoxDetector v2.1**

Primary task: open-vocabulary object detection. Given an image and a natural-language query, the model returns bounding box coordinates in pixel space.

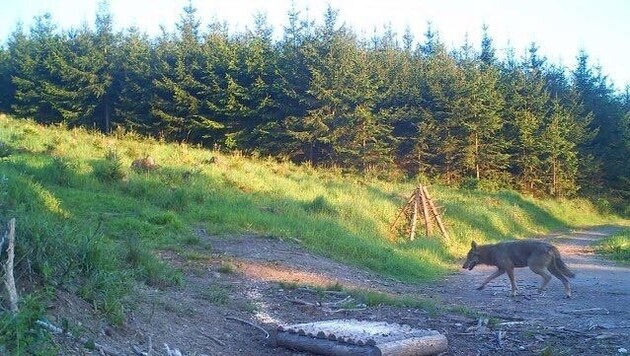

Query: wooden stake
[3,218,18,314]
[419,185,433,237]
[389,191,416,232]
[422,186,449,239]
[409,188,419,241]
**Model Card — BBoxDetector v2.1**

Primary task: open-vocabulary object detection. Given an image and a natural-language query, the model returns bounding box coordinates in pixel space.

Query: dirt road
[52,226,630,355]
[445,227,630,333]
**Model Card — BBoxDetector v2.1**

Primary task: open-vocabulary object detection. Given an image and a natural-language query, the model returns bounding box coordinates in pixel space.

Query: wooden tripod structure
[391,185,448,240]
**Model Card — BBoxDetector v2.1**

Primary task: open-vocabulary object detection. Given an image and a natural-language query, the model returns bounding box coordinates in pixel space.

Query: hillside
[0,114,623,353]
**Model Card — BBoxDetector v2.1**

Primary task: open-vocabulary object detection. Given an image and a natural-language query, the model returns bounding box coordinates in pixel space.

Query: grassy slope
[0,115,623,326]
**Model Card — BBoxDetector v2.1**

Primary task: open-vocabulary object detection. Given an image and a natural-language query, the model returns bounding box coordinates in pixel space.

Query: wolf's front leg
[478,269,506,290]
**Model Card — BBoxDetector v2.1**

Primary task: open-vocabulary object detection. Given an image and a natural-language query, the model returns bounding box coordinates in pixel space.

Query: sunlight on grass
[597,228,630,262]
[0,115,624,327]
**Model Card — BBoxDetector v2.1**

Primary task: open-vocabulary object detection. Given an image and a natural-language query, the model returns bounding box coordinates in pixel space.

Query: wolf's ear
[471,241,478,249]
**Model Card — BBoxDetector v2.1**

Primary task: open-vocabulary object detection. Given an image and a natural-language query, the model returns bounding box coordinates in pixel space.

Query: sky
[1,0,629,90]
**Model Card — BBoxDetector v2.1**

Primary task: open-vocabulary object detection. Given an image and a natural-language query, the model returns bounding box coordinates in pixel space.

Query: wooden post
[390,191,417,232]
[409,188,420,241]
[419,185,433,237]
[422,186,449,239]
[3,218,18,314]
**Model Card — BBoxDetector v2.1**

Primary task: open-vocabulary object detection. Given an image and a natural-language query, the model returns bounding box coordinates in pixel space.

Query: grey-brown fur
[462,240,575,298]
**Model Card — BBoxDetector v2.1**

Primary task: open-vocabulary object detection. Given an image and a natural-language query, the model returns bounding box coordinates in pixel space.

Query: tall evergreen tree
[38,2,118,131]
[572,49,627,190]
[152,2,222,143]
[113,26,154,132]
[0,40,14,112]
[232,12,282,151]
[500,46,550,192]
[455,52,507,181]
[10,15,62,123]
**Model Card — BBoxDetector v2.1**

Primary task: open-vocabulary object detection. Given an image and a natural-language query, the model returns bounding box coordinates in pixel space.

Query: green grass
[597,228,630,262]
[0,114,625,352]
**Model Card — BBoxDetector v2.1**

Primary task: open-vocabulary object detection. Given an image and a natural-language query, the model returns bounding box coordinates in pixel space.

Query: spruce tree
[572,49,627,191]
[0,40,14,112]
[113,26,154,133]
[152,2,222,144]
[36,2,118,131]
[10,15,62,123]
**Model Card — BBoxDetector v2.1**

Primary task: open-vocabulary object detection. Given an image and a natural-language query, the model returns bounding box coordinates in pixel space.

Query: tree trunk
[475,132,480,180]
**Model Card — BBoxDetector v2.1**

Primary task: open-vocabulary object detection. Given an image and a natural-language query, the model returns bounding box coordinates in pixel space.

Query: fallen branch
[164,343,182,356]
[36,319,120,356]
[559,307,609,315]
[131,345,147,356]
[496,330,506,348]
[3,218,18,314]
[226,316,269,339]
[284,296,317,306]
[324,307,367,314]
[198,329,226,346]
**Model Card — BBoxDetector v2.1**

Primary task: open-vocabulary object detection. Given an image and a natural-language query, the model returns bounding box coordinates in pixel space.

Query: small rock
[618,348,628,354]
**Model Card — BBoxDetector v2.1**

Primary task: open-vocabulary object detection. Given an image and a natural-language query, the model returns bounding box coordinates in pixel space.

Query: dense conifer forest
[1,2,628,200]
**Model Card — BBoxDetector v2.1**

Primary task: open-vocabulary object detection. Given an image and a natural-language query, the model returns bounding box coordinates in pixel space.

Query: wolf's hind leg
[529,264,552,293]
[548,263,572,298]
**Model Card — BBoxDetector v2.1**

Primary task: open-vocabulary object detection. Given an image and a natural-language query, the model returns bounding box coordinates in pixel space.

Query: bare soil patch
[49,226,630,355]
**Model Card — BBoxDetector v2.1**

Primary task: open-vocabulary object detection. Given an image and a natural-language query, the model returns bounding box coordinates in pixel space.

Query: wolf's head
[462,241,480,270]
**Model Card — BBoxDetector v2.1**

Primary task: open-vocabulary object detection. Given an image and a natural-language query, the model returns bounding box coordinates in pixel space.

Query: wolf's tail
[552,246,576,278]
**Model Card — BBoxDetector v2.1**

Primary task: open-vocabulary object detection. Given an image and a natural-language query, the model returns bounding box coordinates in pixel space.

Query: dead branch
[389,191,416,231]
[131,345,147,356]
[559,307,609,315]
[410,188,419,240]
[321,295,353,307]
[3,218,18,314]
[422,186,449,239]
[36,319,120,356]
[198,329,225,346]
[226,316,270,339]
[496,330,506,348]
[284,296,318,306]
[323,307,367,314]
[164,343,182,356]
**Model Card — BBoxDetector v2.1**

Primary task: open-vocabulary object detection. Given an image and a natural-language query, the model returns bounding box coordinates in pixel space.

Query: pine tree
[0,39,14,112]
[113,26,154,133]
[231,12,282,151]
[539,99,587,196]
[455,49,507,182]
[35,2,118,131]
[10,15,62,123]
[152,2,223,143]
[479,24,496,67]
[500,45,550,193]
[572,49,627,191]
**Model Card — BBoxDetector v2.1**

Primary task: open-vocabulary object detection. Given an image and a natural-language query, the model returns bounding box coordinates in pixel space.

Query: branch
[226,316,269,339]
[3,218,18,314]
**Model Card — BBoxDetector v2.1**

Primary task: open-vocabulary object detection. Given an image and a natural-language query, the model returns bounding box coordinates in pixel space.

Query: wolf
[462,240,575,298]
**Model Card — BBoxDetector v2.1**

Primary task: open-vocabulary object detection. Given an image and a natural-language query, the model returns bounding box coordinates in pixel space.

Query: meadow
[0,114,621,342]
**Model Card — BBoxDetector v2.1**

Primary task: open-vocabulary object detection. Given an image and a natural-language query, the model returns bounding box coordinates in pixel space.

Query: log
[377,334,448,356]
[275,332,381,356]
